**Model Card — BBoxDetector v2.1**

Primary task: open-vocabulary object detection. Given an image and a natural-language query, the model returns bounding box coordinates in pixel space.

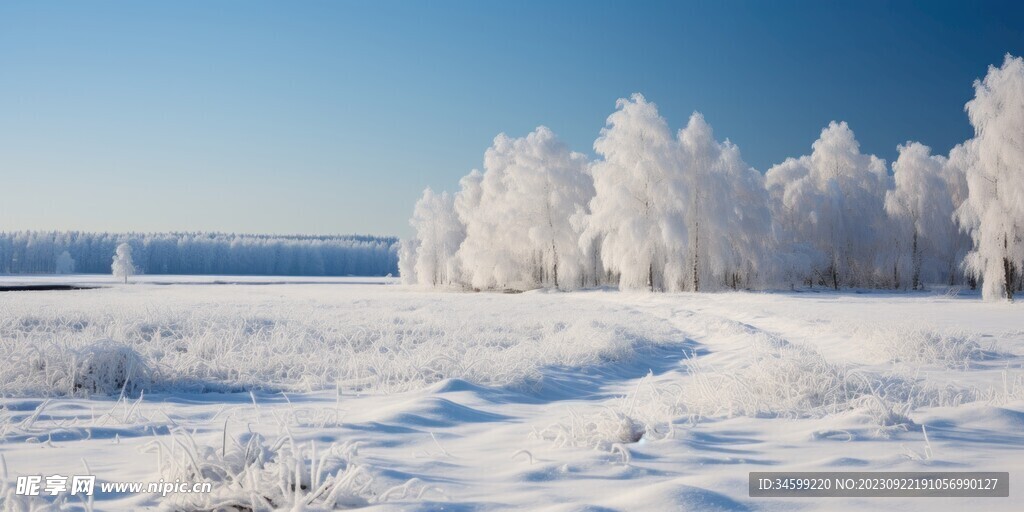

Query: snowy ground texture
[1,276,1022,511]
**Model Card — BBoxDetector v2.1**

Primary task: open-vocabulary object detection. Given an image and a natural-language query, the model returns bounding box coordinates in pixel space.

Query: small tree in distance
[55,250,76,274]
[112,243,135,284]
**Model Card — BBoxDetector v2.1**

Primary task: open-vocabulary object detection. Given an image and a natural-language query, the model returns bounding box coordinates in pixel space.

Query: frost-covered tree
[582,97,769,292]
[453,170,483,227]
[765,122,890,289]
[676,113,771,290]
[884,142,973,289]
[55,250,76,274]
[396,238,419,285]
[111,243,135,283]
[888,142,942,290]
[407,188,465,287]
[941,142,974,285]
[582,94,690,291]
[957,54,1024,301]
[0,231,398,276]
[456,127,593,290]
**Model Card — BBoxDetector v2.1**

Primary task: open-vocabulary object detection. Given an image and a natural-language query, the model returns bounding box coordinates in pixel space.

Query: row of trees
[401,54,1024,301]
[0,231,399,276]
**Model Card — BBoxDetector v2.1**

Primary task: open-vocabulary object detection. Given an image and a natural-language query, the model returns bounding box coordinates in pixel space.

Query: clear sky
[1,1,1021,238]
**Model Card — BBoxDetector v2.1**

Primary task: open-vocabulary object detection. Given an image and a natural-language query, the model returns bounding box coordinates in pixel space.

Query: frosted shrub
[72,340,153,395]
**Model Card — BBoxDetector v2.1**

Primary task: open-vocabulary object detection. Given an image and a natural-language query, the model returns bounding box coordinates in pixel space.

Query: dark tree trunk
[1004,233,1016,301]
[551,241,559,289]
[911,230,921,291]
[692,218,700,292]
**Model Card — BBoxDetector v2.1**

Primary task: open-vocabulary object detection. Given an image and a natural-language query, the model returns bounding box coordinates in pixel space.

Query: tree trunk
[1004,233,1016,301]
[692,218,700,292]
[911,230,921,291]
[550,240,559,289]
[1003,256,1014,301]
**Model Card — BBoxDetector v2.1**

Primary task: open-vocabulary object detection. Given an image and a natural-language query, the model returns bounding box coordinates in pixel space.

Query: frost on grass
[143,429,446,511]
[72,340,153,395]
[0,293,683,397]
[534,372,678,454]
[145,431,378,511]
[865,326,986,368]
[675,335,970,430]
[2,339,154,397]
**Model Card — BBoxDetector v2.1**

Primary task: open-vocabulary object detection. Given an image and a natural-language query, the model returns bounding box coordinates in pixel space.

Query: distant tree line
[401,54,1024,301]
[0,231,399,276]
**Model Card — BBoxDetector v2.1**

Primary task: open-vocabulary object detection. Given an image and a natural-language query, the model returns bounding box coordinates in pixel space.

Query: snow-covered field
[1,277,1022,511]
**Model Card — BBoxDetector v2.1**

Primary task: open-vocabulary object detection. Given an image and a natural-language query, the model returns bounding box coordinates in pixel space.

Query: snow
[0,280,1021,510]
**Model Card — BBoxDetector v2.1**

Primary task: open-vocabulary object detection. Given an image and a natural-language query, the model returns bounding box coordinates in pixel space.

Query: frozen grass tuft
[865,326,987,368]
[145,430,379,511]
[534,407,647,452]
[675,335,969,428]
[534,372,678,454]
[0,339,154,398]
[72,340,153,396]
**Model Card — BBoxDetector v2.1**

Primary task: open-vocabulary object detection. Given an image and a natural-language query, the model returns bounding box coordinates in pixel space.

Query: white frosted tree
[396,238,419,285]
[764,157,819,288]
[676,113,771,291]
[456,127,593,290]
[453,169,483,227]
[407,188,465,287]
[886,142,973,289]
[111,243,135,283]
[581,94,689,291]
[941,142,974,285]
[765,122,890,289]
[55,250,76,274]
[957,54,1024,301]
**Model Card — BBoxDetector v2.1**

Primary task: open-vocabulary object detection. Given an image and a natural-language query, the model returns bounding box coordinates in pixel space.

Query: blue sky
[1,1,1021,238]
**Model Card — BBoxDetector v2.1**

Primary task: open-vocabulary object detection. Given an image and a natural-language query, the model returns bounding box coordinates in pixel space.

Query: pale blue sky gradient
[1,1,1021,237]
